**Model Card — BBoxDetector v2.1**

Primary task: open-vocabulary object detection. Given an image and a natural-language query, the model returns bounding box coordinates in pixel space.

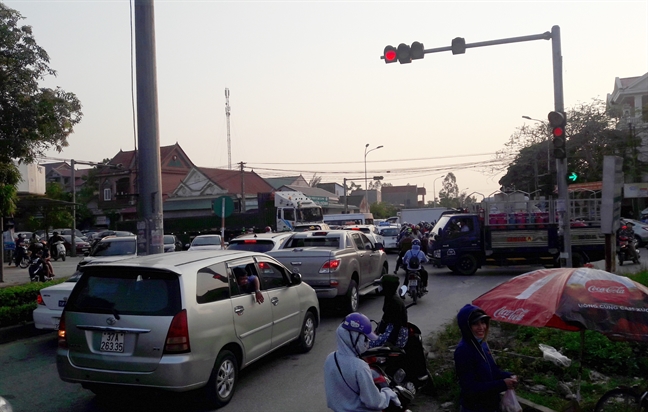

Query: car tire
[343,279,359,314]
[205,350,238,408]
[294,311,316,353]
[457,254,478,276]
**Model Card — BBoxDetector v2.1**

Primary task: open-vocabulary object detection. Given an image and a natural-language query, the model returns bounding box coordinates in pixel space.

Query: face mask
[353,333,369,355]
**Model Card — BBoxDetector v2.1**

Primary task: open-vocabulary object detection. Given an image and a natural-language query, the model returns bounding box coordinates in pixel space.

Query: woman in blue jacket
[454,304,518,412]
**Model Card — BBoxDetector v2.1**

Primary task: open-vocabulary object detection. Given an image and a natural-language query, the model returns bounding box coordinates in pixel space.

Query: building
[381,185,425,208]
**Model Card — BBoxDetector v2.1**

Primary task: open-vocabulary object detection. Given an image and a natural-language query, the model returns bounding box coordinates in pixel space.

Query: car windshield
[192,236,221,246]
[299,207,323,222]
[91,239,136,256]
[380,228,399,236]
[227,240,275,253]
[163,235,175,245]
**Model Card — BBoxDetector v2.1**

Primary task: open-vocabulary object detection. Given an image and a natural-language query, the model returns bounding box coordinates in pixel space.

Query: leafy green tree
[370,201,398,219]
[0,4,83,227]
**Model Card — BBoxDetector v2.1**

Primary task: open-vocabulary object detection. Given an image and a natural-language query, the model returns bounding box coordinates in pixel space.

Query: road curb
[0,322,54,344]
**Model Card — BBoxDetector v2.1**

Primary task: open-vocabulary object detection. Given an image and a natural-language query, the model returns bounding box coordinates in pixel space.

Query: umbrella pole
[577,330,584,403]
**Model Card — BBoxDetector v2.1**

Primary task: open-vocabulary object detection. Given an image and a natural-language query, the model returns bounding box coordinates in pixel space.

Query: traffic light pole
[382,25,572,266]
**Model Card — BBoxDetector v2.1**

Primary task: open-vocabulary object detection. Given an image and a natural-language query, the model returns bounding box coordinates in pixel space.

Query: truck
[275,191,325,232]
[266,229,388,313]
[428,194,605,275]
[399,207,454,225]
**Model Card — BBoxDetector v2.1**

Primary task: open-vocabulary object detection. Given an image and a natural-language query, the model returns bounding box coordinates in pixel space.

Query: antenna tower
[225,88,232,169]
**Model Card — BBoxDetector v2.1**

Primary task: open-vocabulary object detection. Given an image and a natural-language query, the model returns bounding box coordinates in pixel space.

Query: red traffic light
[383,45,397,64]
[552,126,565,138]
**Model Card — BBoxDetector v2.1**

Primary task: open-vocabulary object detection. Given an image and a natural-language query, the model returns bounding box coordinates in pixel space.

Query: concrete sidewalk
[0,256,83,288]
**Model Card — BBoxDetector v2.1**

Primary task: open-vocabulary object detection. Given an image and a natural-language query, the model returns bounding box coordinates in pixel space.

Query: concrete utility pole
[239,161,246,212]
[225,89,232,170]
[135,0,164,255]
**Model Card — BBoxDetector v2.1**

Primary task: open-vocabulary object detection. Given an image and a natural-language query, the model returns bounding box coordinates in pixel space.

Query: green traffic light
[567,171,578,182]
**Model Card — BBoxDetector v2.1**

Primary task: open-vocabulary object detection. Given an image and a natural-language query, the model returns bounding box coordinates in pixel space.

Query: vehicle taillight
[319,259,341,273]
[36,293,44,305]
[58,314,67,348]
[164,309,190,354]
[243,239,257,243]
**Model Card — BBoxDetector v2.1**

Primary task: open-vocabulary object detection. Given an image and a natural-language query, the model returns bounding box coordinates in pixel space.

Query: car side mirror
[374,242,384,251]
[290,272,302,285]
[83,251,90,257]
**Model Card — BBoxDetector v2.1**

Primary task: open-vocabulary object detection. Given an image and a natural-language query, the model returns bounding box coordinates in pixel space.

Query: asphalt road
[0,251,644,411]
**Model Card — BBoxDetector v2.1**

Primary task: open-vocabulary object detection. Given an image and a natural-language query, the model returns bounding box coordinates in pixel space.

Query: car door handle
[271,297,279,306]
[234,306,244,315]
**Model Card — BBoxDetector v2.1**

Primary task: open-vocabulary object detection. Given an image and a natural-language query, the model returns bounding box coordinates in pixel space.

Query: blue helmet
[341,312,378,340]
[412,239,421,246]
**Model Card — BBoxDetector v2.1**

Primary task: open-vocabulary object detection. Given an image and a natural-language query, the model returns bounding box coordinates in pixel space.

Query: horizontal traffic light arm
[380,30,552,60]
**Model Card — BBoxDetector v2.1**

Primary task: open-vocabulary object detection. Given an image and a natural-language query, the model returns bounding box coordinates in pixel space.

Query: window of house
[104,188,112,201]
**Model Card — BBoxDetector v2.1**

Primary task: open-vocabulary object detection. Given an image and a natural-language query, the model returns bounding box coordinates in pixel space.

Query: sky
[4,0,648,202]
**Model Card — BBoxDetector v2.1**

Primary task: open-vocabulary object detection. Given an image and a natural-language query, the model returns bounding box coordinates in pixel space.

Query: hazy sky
[5,0,648,201]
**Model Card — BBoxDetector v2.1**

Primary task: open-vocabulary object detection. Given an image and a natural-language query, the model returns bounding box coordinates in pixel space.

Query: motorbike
[618,235,639,265]
[28,255,53,282]
[361,346,415,411]
[400,270,426,304]
[52,240,66,262]
[13,243,30,268]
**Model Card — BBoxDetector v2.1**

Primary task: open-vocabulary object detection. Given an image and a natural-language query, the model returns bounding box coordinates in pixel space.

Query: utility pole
[225,88,232,170]
[71,159,76,257]
[239,161,246,212]
[135,0,164,255]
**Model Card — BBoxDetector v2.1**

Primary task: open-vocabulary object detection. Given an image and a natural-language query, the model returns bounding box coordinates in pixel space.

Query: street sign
[212,196,234,218]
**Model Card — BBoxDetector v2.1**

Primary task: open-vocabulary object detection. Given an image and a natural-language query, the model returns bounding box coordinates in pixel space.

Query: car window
[256,259,289,290]
[228,260,261,297]
[380,228,399,236]
[227,240,276,253]
[350,233,364,250]
[163,235,175,245]
[192,236,221,246]
[92,239,136,256]
[67,268,181,316]
[196,262,230,304]
[359,233,373,249]
[285,236,339,248]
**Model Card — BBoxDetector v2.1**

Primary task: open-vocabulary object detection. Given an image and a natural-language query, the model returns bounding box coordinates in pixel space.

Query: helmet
[53,231,59,236]
[412,239,421,246]
[341,312,378,340]
[265,226,272,232]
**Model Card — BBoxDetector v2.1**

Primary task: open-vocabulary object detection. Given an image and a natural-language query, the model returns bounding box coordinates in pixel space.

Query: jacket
[324,325,391,412]
[454,304,511,412]
[403,245,427,270]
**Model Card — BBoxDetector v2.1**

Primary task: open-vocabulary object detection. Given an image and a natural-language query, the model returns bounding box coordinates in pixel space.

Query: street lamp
[364,144,383,211]
[432,174,445,207]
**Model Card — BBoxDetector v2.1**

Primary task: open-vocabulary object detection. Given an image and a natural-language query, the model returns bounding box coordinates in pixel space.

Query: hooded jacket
[454,304,511,412]
[324,325,391,412]
[403,244,427,270]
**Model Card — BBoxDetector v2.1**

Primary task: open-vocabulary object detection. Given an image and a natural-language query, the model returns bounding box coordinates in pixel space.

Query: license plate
[58,300,67,307]
[409,279,418,286]
[100,332,125,353]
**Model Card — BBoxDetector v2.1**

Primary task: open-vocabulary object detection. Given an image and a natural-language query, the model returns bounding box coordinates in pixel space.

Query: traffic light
[548,111,567,159]
[397,43,412,64]
[566,171,579,183]
[411,41,425,60]
[383,45,397,64]
[451,37,466,55]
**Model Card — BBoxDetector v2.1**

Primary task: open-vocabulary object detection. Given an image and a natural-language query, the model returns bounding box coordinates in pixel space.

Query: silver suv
[57,250,319,408]
[226,232,294,253]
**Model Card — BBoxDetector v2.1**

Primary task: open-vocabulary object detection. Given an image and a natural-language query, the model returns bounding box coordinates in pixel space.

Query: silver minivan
[57,250,319,408]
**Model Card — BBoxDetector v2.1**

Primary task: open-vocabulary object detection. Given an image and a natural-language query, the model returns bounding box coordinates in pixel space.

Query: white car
[378,226,400,252]
[188,234,224,251]
[342,224,384,247]
[227,232,294,253]
[33,273,81,330]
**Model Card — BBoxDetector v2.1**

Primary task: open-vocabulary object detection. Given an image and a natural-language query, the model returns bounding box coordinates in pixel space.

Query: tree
[0,4,83,222]
[308,173,322,187]
[497,98,639,195]
[370,201,398,219]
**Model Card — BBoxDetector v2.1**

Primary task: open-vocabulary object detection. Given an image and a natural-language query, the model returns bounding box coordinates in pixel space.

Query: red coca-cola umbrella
[472,267,648,342]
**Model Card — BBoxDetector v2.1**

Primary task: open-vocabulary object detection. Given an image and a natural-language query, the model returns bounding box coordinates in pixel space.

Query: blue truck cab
[428,196,605,275]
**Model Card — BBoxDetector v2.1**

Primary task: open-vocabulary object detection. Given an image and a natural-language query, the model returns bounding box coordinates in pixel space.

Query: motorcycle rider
[324,312,401,412]
[617,223,639,262]
[48,231,65,259]
[370,275,408,349]
[402,239,429,292]
[394,227,416,274]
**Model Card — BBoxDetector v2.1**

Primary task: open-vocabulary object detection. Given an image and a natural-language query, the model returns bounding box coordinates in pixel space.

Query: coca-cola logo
[493,307,529,322]
[587,285,626,294]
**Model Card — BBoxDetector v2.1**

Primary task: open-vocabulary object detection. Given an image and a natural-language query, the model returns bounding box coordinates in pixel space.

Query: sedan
[61,234,91,255]
[163,234,183,252]
[188,234,223,251]
[33,273,81,330]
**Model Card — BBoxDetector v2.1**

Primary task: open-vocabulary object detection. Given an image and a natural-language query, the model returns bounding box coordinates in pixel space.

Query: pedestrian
[454,304,518,412]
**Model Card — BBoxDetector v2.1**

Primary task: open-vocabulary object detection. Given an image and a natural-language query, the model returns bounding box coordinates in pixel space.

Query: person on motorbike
[402,239,429,292]
[394,227,415,274]
[324,312,401,412]
[48,231,65,258]
[370,275,408,349]
[617,223,639,262]
[13,233,27,267]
